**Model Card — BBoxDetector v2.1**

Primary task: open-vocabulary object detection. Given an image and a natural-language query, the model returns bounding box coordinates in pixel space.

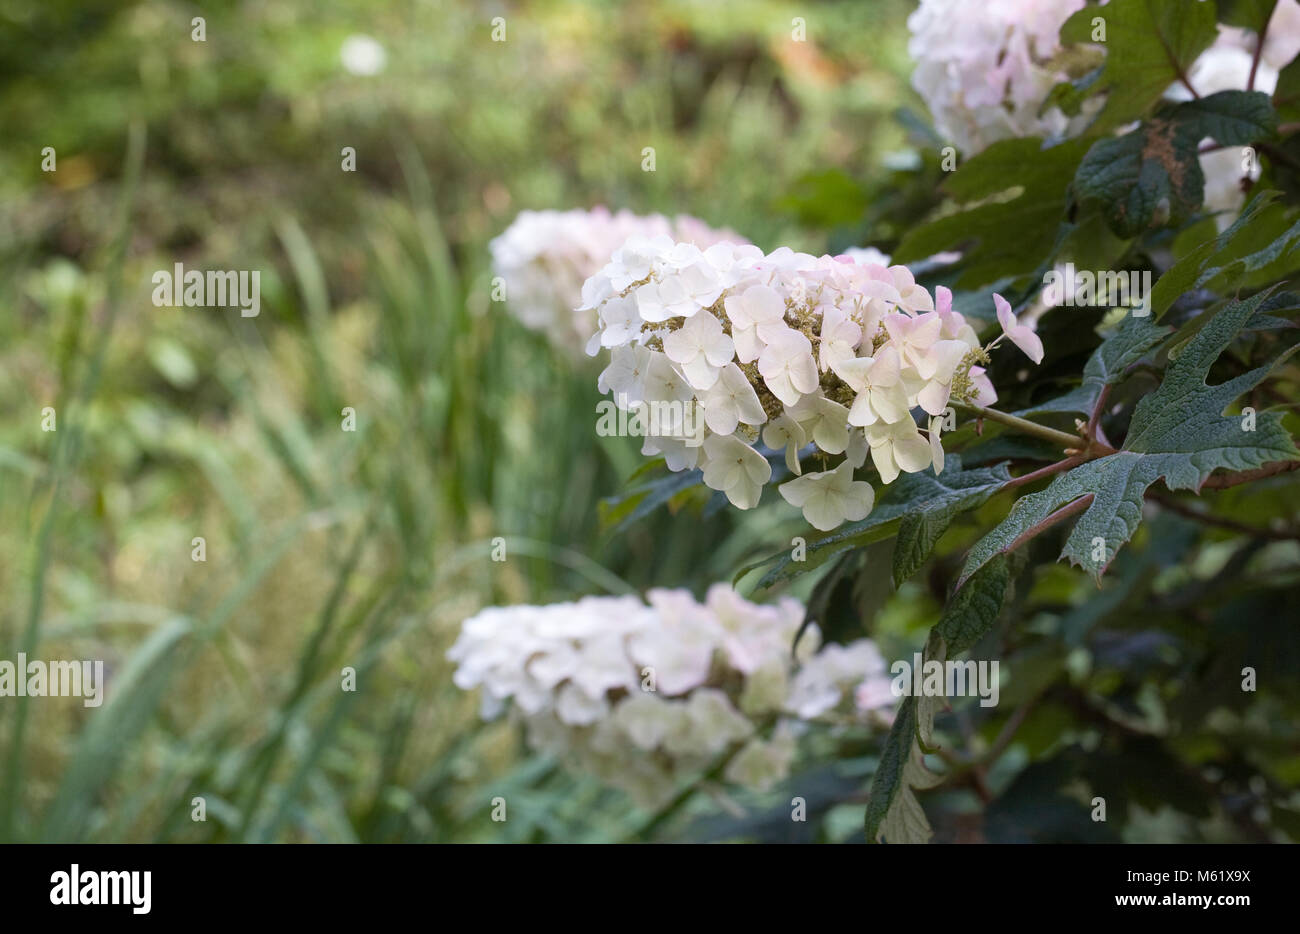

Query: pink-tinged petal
[881,313,911,346]
[911,314,943,347]
[994,293,1015,334]
[888,264,917,292]
[970,366,998,406]
[858,279,903,305]
[928,339,972,381]
[1011,326,1045,365]
[994,293,1045,364]
[936,285,952,316]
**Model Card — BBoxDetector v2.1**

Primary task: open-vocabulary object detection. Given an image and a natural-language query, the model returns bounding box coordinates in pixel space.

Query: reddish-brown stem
[1004,494,1095,557]
[1153,26,1200,99]
[1200,459,1300,490]
[1004,455,1087,491]
[1086,384,1111,443]
[1150,490,1300,541]
[1249,16,1270,91]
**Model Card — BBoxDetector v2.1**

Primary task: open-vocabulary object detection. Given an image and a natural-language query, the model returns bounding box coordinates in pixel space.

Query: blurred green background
[0,0,929,842]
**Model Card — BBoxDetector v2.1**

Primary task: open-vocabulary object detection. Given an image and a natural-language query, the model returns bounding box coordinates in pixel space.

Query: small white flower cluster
[583,239,1032,531]
[448,586,894,808]
[907,0,1094,155]
[489,207,744,354]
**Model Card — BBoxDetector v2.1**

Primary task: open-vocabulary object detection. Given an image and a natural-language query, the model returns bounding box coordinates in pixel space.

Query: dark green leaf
[960,292,1300,584]
[864,688,943,844]
[1073,93,1275,238]
[1275,56,1300,123]
[1173,90,1277,145]
[1042,66,1104,119]
[1057,0,1219,131]
[894,138,1090,289]
[934,555,1012,655]
[1218,0,1279,31]
[598,461,703,534]
[1148,191,1290,317]
[865,561,1010,843]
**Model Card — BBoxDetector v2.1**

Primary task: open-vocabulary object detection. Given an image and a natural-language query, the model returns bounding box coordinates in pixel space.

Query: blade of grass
[2,122,145,840]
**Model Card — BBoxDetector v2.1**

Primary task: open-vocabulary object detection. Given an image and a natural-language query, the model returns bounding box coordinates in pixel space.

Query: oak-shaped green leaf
[891,462,1012,586]
[960,292,1300,585]
[864,693,942,844]
[1148,191,1286,318]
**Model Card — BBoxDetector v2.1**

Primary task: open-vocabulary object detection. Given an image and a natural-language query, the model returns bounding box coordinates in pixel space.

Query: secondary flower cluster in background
[489,207,744,354]
[909,0,1300,224]
[448,586,894,807]
[907,0,1095,155]
[583,237,1036,530]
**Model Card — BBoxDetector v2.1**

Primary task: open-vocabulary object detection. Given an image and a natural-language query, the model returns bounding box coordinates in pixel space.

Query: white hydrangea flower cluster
[489,207,744,354]
[583,239,1021,531]
[907,0,1094,155]
[448,586,894,808]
